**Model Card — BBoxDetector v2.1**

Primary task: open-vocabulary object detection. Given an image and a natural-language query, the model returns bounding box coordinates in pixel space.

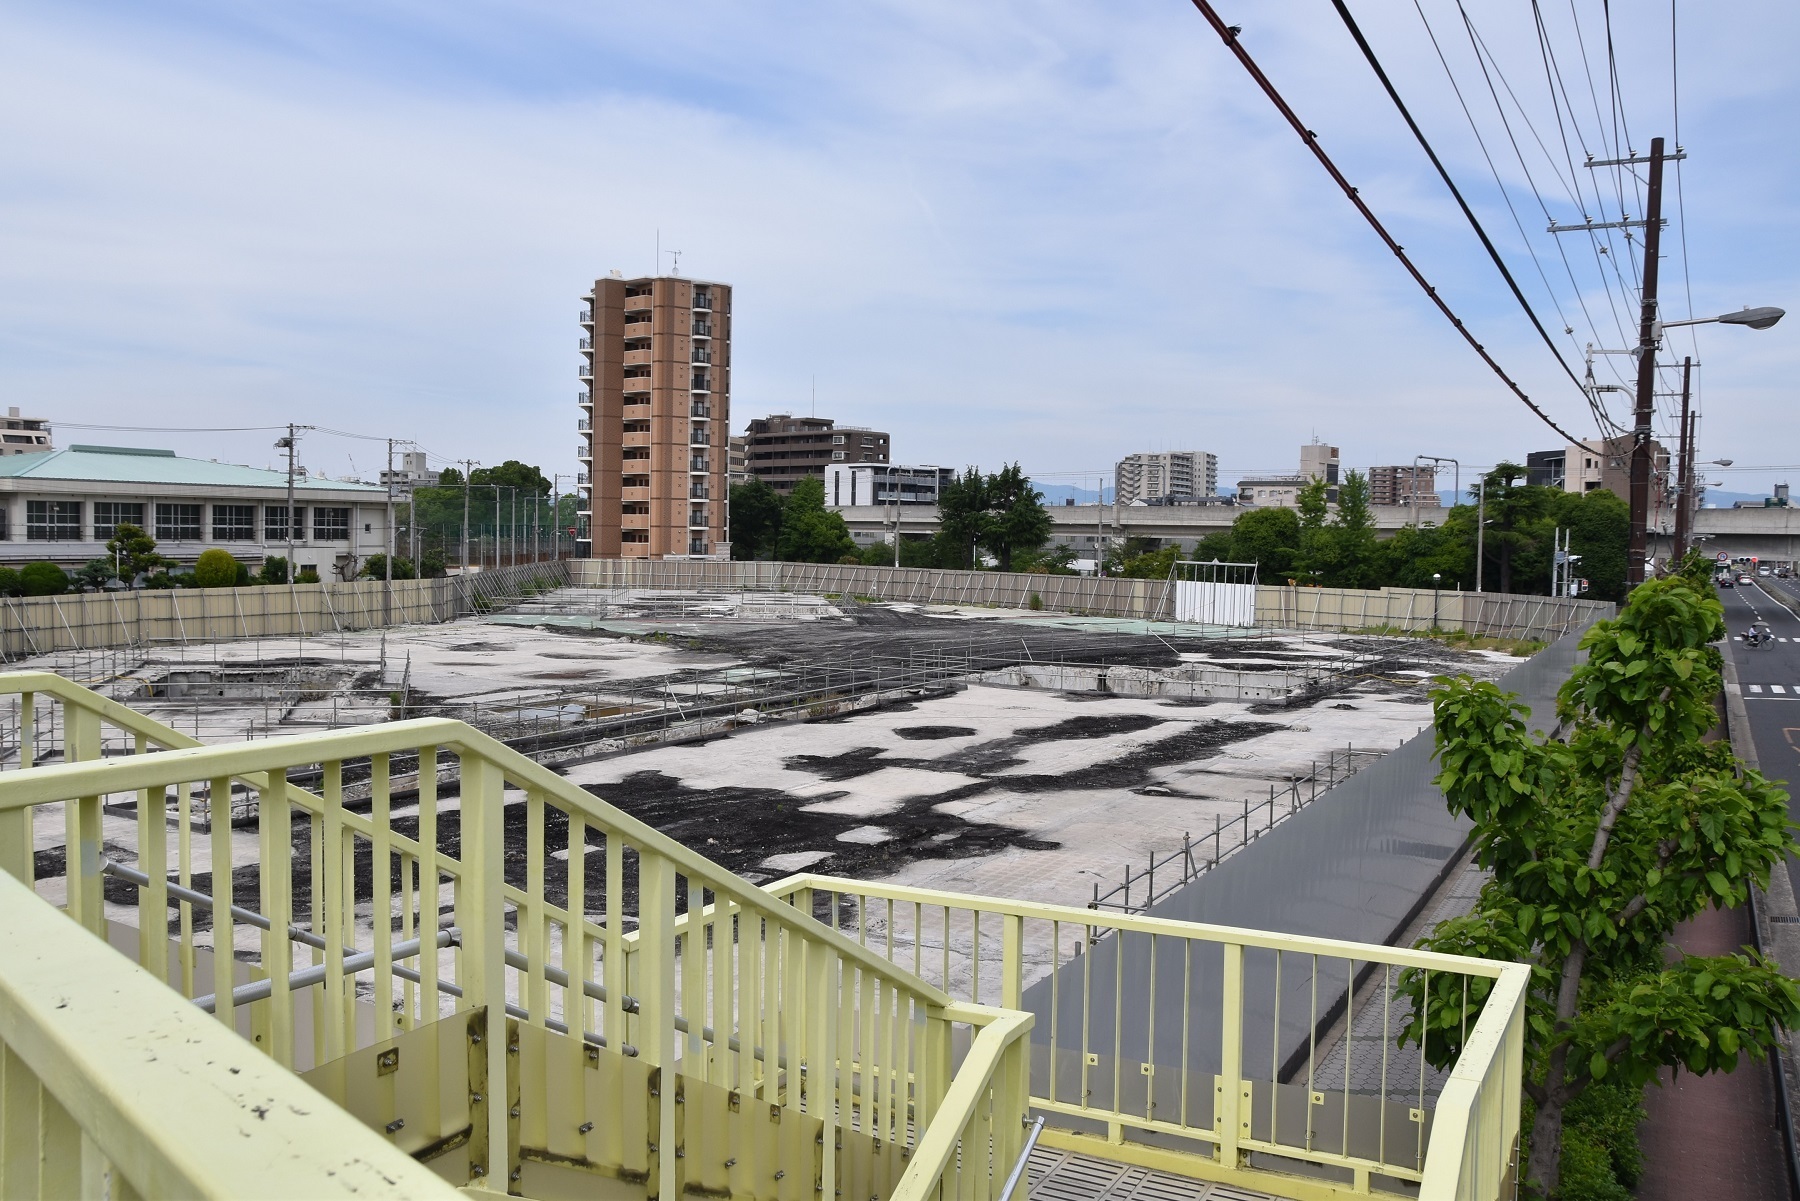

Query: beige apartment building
[578,275,731,559]
[1114,451,1217,505]
[2,407,52,456]
[1369,464,1440,508]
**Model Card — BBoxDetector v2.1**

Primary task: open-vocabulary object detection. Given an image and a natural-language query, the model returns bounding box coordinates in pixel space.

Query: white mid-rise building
[1,407,52,456]
[1114,451,1218,506]
[826,463,952,508]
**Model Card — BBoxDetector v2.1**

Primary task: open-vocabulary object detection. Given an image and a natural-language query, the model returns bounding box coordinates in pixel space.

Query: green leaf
[1589,1051,1609,1080]
[1707,871,1731,898]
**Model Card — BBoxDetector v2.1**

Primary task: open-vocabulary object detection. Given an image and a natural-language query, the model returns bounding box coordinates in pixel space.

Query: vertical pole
[460,461,476,575]
[1475,482,1486,593]
[1627,136,1668,586]
[384,438,394,626]
[1672,357,1695,562]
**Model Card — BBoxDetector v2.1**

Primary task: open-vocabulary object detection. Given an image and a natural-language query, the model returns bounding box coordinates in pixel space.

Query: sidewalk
[1636,899,1793,1200]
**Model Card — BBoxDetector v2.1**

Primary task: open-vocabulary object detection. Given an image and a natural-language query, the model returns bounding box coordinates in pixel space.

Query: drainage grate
[1026,1146,1285,1200]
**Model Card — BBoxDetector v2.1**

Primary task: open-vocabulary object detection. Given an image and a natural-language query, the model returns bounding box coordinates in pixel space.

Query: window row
[19,501,354,543]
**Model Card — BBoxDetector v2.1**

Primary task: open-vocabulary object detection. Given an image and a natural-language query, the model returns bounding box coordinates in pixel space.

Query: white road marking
[1750,684,1764,694]
[1774,685,1788,694]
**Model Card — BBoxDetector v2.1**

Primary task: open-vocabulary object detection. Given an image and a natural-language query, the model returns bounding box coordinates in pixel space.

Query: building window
[264,506,306,542]
[154,503,203,541]
[831,434,846,445]
[93,502,145,540]
[26,500,82,540]
[312,507,351,541]
[831,451,847,461]
[212,504,257,541]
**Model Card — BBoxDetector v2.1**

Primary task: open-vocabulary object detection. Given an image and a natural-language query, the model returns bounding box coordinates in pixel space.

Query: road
[1718,575,1800,898]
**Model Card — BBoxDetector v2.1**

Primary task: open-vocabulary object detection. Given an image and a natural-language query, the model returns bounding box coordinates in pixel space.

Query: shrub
[193,548,241,588]
[258,555,289,585]
[0,567,20,596]
[1028,592,1043,611]
[295,566,321,584]
[20,562,69,596]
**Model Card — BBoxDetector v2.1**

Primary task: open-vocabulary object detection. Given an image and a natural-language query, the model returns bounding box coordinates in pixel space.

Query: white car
[1739,573,1755,585]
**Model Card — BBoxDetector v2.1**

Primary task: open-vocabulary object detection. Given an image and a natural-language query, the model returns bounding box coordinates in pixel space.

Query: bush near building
[19,562,69,596]
[0,567,21,597]
[192,549,241,589]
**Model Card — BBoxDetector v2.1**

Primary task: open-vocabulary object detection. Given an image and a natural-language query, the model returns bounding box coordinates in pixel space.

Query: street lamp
[1659,306,1785,334]
[1432,572,1442,631]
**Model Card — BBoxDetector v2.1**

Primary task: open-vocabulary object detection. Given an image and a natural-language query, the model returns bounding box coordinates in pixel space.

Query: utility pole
[1626,137,1669,586]
[1672,357,1695,563]
[383,438,395,626]
[460,460,477,573]
[1475,479,1486,593]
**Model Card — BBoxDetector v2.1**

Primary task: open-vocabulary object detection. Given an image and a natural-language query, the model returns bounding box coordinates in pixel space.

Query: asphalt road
[1717,576,1800,898]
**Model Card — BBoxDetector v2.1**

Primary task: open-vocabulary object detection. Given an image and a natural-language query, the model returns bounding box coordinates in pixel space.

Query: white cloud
[0,1,1794,491]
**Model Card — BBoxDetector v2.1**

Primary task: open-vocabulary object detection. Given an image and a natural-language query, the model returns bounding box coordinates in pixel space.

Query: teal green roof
[0,446,383,493]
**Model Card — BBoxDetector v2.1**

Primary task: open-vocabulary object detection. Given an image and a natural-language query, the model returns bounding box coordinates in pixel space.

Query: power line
[1331,1,1595,416]
[55,422,291,433]
[1182,2,1586,443]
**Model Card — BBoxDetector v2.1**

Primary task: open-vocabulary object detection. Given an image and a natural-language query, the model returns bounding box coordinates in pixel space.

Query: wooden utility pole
[1626,137,1668,586]
[1671,357,1695,563]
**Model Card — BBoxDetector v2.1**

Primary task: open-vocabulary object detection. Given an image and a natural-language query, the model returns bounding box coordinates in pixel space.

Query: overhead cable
[1330,1,1592,408]
[1183,0,1584,446]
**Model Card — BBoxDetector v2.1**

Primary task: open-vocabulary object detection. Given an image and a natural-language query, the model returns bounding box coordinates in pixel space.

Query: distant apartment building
[1114,451,1218,506]
[2,407,52,456]
[743,415,889,494]
[378,450,441,496]
[578,274,731,559]
[1299,441,1340,486]
[825,463,952,508]
[1236,442,1341,507]
[1526,437,1665,505]
[727,436,751,487]
[1369,464,1440,508]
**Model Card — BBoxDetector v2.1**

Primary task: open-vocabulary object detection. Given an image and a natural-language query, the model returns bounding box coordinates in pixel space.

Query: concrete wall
[566,558,1612,641]
[0,562,568,659]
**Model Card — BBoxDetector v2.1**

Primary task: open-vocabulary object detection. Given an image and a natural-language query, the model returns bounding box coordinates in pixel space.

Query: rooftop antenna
[667,249,683,276]
[811,375,816,418]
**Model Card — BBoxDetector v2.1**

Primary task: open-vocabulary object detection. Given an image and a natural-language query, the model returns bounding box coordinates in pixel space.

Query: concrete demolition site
[9,583,1529,972]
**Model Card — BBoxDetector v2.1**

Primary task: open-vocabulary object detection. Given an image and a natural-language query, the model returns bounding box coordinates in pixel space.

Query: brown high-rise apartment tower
[578,275,731,558]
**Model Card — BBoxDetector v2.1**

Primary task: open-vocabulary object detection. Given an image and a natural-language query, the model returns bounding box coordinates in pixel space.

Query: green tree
[936,469,989,570]
[981,463,1052,572]
[420,548,447,578]
[0,567,19,597]
[1324,469,1378,588]
[259,555,290,585]
[193,549,241,588]
[105,522,168,581]
[1292,477,1331,584]
[1402,573,1800,1196]
[359,554,417,581]
[775,477,856,564]
[72,559,117,591]
[1229,507,1301,579]
[728,479,785,560]
[1553,489,1629,602]
[19,562,69,596]
[295,566,321,584]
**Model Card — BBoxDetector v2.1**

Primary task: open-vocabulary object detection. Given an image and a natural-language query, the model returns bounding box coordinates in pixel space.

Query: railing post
[455,752,512,1190]
[0,691,31,882]
[638,852,678,1201]
[1216,942,1245,1169]
[1001,914,1024,1010]
[64,704,105,936]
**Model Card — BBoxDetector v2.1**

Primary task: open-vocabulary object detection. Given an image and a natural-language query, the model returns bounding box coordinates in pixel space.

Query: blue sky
[2,1,1795,496]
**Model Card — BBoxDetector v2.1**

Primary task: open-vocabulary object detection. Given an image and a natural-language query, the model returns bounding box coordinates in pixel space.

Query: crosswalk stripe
[1775,685,1788,694]
[1750,685,1764,694]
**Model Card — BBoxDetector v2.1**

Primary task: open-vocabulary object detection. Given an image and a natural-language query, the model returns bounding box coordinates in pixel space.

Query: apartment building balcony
[692,320,712,337]
[576,445,591,462]
[622,431,651,448]
[0,672,1528,1201]
[577,365,592,380]
[690,347,711,365]
[690,402,711,419]
[623,349,653,367]
[688,457,710,473]
[621,512,651,530]
[579,306,593,325]
[688,486,710,500]
[622,375,652,393]
[623,292,652,310]
[577,391,592,407]
[578,336,592,350]
[621,485,649,502]
[576,471,589,485]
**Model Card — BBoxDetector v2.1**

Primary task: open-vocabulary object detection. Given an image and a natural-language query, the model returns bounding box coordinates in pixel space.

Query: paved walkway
[1636,899,1793,1201]
[1025,1146,1279,1200]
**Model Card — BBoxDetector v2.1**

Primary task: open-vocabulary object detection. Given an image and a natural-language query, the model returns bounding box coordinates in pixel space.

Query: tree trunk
[1527,1081,1566,1197]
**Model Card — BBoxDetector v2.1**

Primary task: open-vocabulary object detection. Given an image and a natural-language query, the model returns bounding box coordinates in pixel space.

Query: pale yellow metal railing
[768,876,1529,1201]
[0,867,456,1200]
[0,672,1015,1199]
[0,672,1528,1200]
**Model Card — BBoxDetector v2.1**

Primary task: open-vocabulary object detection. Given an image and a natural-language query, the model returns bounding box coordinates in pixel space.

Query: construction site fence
[0,561,571,661]
[568,559,1613,641]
